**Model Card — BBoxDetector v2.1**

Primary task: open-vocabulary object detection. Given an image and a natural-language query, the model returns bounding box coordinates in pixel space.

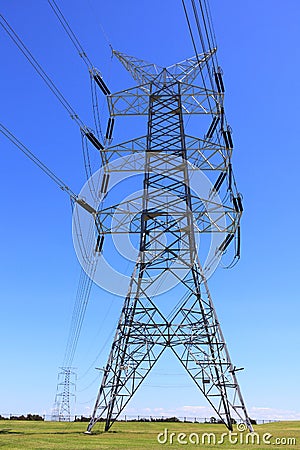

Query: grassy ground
[0,420,299,449]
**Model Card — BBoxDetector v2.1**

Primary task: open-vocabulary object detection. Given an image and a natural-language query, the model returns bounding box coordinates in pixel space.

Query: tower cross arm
[107,83,221,116]
[168,47,217,85]
[113,48,217,86]
[112,49,162,85]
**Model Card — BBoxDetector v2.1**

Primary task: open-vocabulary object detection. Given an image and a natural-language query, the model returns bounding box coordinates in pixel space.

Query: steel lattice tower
[52,367,76,421]
[85,46,252,433]
[0,0,252,434]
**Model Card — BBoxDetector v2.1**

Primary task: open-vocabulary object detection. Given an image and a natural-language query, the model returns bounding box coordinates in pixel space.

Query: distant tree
[74,416,90,422]
[9,414,44,421]
[26,414,44,421]
[210,416,217,424]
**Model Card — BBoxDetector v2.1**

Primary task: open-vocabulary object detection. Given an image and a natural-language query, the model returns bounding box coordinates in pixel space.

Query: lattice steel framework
[52,367,76,421]
[86,48,252,433]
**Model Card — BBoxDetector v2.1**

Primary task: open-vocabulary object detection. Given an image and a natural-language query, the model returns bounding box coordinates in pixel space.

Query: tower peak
[112,48,217,86]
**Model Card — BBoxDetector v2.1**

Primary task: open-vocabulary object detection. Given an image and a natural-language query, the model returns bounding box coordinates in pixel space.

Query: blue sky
[0,0,300,422]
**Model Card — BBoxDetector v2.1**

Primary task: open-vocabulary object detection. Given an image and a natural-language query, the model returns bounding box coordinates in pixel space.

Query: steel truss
[87,49,252,433]
[52,367,76,421]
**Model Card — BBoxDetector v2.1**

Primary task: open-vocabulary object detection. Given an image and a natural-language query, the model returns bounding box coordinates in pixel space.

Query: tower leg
[169,266,253,431]
[87,289,168,431]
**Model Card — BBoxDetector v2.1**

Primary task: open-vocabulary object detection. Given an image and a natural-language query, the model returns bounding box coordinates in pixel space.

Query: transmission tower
[52,367,76,421]
[0,0,252,434]
[85,39,252,433]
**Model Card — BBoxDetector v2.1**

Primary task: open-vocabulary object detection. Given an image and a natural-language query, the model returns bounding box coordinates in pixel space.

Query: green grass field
[0,420,299,449]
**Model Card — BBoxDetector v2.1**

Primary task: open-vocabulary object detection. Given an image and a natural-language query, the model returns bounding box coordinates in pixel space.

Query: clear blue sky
[0,0,299,422]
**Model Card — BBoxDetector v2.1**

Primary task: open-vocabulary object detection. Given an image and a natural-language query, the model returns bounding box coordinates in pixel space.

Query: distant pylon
[52,367,76,421]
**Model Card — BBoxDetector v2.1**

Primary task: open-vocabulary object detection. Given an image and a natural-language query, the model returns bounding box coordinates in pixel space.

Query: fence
[0,413,279,425]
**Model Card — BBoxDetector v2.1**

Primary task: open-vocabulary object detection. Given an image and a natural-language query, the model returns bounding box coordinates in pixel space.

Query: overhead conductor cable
[0,13,108,155]
[0,122,97,215]
[48,0,111,96]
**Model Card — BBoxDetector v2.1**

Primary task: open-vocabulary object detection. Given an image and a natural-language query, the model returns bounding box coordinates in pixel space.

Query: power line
[0,119,102,398]
[198,0,217,61]
[0,14,85,128]
[0,122,99,219]
[181,0,200,64]
[191,0,216,88]
[47,1,114,167]
[181,0,215,118]
[0,119,102,404]
[63,267,96,367]
[191,0,207,56]
[47,1,112,192]
[0,122,77,199]
[0,12,110,162]
[48,0,95,70]
[181,1,242,270]
[1,6,113,421]
[47,0,111,140]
